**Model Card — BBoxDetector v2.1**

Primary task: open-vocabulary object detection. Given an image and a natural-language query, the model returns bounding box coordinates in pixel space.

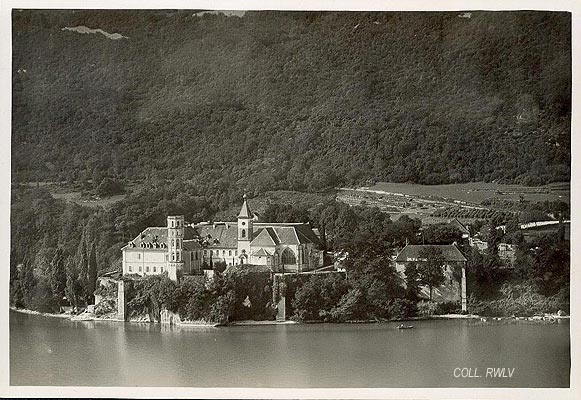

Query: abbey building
[121,195,324,281]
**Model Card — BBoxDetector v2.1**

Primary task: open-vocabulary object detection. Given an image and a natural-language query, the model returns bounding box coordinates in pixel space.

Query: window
[129,266,132,272]
[138,253,141,260]
[281,248,296,265]
[242,221,246,226]
[204,250,207,256]
[161,267,164,273]
[229,250,232,256]
[235,250,238,256]
[191,252,194,261]
[195,252,198,260]
[153,266,157,273]
[146,266,150,272]
[171,220,174,228]
[139,266,142,272]
[222,250,225,256]
[241,229,246,238]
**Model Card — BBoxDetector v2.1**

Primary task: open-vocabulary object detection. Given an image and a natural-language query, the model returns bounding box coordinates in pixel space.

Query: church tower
[237,194,253,263]
[167,215,184,281]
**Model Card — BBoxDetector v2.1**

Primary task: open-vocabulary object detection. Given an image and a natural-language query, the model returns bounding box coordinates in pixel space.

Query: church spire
[238,193,252,219]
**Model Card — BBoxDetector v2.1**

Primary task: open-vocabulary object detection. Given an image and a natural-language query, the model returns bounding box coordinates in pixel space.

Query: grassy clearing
[368,182,569,205]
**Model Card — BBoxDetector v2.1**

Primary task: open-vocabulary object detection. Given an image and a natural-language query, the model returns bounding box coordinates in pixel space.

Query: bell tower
[237,194,253,261]
[167,215,184,281]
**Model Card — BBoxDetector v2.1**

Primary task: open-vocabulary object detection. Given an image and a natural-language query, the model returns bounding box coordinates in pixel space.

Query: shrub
[387,298,417,320]
[467,281,569,317]
[417,300,438,317]
[95,298,116,316]
[435,301,461,315]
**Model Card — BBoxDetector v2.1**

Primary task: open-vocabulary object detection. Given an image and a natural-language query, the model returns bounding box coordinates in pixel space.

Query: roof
[254,223,320,246]
[121,226,197,250]
[251,227,279,247]
[251,248,272,257]
[192,223,238,248]
[395,244,467,263]
[238,194,253,219]
[191,222,321,248]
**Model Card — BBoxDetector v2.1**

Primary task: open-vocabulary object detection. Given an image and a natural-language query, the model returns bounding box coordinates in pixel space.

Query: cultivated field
[337,182,569,224]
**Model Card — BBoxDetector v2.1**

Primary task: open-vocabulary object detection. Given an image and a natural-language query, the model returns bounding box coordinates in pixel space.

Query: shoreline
[11,307,568,326]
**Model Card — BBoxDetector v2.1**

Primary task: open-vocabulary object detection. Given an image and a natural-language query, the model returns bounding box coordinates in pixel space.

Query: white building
[121,195,324,281]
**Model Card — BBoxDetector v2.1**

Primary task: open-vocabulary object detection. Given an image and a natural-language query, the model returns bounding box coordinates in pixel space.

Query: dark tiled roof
[192,223,238,248]
[254,223,320,246]
[122,225,198,250]
[123,227,167,251]
[251,228,279,246]
[395,244,467,262]
[238,196,253,219]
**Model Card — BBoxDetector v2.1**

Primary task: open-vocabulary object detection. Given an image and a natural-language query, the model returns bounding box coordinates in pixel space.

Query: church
[121,195,324,281]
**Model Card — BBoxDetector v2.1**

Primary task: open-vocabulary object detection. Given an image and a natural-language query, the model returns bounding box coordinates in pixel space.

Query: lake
[9,311,570,387]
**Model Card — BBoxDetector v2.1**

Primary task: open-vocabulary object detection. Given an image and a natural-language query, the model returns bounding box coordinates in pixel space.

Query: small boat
[397,324,414,330]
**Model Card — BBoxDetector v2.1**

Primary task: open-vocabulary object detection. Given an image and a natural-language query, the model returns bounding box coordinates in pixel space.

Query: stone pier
[273,274,286,322]
[117,280,128,321]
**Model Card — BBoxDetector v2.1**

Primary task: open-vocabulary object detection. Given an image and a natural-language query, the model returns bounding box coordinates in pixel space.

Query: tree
[88,242,98,304]
[292,273,350,321]
[343,240,405,318]
[76,234,89,305]
[64,257,81,309]
[530,234,569,296]
[95,177,125,197]
[48,247,67,306]
[422,224,463,245]
[18,261,36,309]
[417,247,446,301]
[404,262,421,301]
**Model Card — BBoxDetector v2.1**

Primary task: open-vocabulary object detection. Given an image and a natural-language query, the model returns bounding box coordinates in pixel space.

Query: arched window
[281,248,296,265]
[241,229,246,238]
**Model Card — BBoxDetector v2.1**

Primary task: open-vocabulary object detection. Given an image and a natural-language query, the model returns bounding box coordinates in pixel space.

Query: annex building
[394,244,467,312]
[121,195,324,281]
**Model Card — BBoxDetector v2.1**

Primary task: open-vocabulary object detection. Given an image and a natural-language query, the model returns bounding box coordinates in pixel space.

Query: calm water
[10,311,570,387]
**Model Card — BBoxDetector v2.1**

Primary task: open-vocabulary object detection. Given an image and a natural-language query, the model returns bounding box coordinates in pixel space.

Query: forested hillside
[12,10,570,189]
